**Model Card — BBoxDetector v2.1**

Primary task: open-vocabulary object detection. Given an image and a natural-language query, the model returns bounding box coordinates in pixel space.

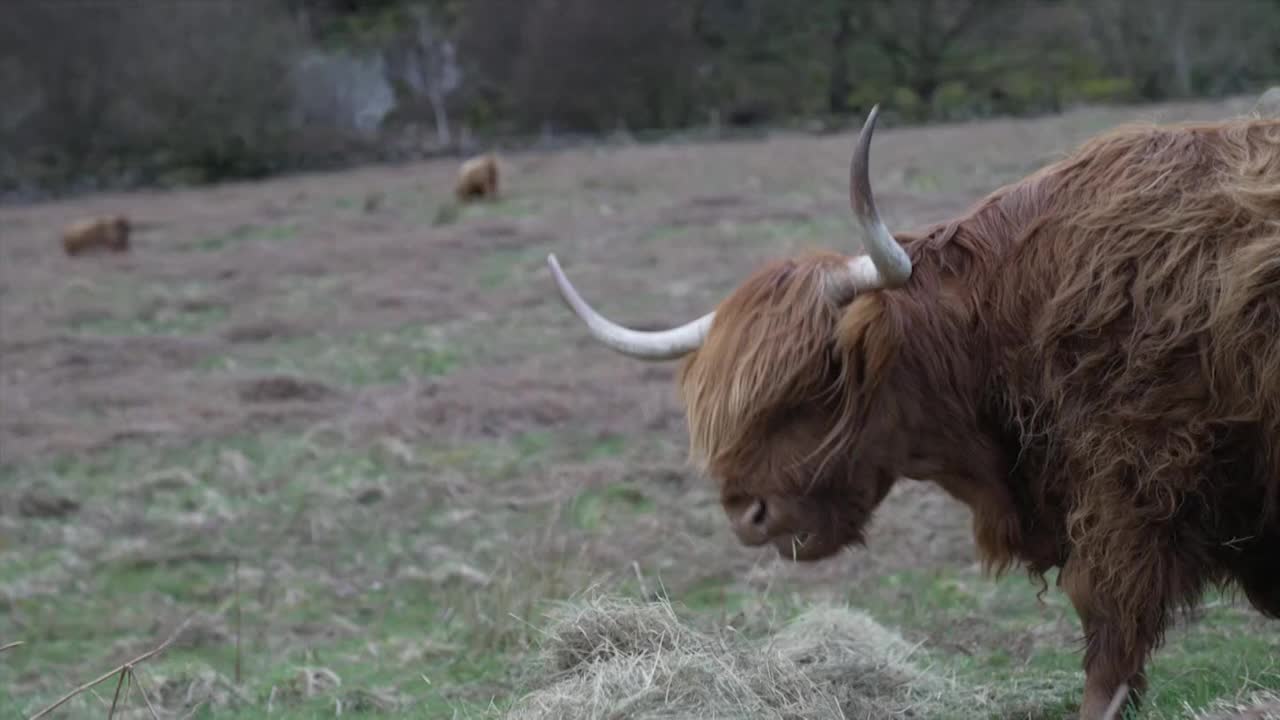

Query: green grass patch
[678,574,755,615]
[406,194,541,226]
[903,168,944,193]
[0,426,598,719]
[333,194,361,210]
[475,247,548,289]
[461,196,541,220]
[730,215,847,250]
[636,214,848,256]
[568,483,655,531]
[205,323,460,386]
[62,280,228,337]
[414,429,624,484]
[422,432,553,481]
[639,222,701,245]
[330,193,384,213]
[3,567,526,719]
[433,201,461,226]
[583,434,625,460]
[71,301,228,337]
[850,567,1280,719]
[187,223,299,252]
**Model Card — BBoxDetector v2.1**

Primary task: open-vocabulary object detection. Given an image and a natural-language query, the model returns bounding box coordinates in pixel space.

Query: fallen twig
[106,669,129,720]
[0,641,24,653]
[234,555,242,685]
[27,616,193,720]
[132,666,164,720]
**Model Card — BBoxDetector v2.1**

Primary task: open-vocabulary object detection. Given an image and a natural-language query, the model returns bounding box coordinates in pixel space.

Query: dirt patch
[686,193,749,208]
[235,374,338,404]
[222,318,306,344]
[408,371,602,438]
[15,488,81,518]
[657,199,814,230]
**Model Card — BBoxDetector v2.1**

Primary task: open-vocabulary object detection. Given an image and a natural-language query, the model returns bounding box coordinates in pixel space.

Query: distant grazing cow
[61,215,130,256]
[546,105,1280,718]
[454,153,499,202]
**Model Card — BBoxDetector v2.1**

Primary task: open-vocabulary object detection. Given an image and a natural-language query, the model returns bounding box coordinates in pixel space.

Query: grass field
[2,95,1277,719]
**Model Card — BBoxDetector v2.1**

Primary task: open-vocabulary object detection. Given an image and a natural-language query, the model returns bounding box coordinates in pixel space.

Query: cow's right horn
[547,254,712,360]
[840,104,912,294]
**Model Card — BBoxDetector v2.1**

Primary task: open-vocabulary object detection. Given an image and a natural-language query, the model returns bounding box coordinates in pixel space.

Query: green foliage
[311,0,464,49]
[1075,77,1138,103]
[5,0,1280,198]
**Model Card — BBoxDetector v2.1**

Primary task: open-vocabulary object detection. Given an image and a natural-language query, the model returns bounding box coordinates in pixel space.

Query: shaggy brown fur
[454,153,499,202]
[61,215,130,256]
[675,116,1280,718]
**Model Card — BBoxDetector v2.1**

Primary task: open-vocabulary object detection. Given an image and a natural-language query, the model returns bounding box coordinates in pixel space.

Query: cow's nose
[729,497,770,546]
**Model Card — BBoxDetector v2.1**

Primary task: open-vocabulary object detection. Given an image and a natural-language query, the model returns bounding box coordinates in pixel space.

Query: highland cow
[61,215,130,256]
[546,106,1280,718]
[454,152,499,202]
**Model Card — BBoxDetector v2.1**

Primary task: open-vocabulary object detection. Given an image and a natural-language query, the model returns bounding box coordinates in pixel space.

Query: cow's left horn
[547,254,712,360]
[843,104,912,292]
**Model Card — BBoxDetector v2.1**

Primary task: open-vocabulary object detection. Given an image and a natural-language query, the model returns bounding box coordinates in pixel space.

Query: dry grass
[1194,691,1280,720]
[507,592,950,720]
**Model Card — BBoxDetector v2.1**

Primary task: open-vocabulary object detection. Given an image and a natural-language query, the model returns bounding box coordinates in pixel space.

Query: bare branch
[106,669,128,720]
[27,616,194,720]
[132,667,165,720]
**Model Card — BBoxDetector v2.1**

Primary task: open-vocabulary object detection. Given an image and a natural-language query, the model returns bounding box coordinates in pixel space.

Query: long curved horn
[547,254,712,360]
[846,104,911,290]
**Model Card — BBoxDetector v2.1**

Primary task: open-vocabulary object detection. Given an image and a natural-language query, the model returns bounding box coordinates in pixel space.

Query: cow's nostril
[748,498,767,527]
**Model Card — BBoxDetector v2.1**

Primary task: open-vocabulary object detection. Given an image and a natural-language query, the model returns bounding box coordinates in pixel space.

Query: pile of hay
[506,594,951,720]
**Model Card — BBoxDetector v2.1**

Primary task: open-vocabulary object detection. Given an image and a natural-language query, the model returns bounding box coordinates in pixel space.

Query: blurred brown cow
[61,215,130,256]
[454,153,499,202]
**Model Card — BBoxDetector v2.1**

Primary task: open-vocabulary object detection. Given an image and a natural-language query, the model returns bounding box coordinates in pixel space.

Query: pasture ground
[3,96,1278,719]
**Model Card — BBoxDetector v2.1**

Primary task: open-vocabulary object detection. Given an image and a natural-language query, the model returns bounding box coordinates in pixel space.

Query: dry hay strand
[507,593,950,720]
[1195,690,1280,720]
[537,594,708,675]
[763,605,946,715]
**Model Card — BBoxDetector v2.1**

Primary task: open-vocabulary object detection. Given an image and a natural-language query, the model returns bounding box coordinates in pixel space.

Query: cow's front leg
[1079,669,1138,720]
[1074,619,1147,719]
[1061,556,1153,720]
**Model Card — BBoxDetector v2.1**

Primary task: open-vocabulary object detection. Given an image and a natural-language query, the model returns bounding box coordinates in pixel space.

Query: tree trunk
[1169,1,1192,97]
[428,89,451,147]
[913,70,941,109]
[827,3,853,115]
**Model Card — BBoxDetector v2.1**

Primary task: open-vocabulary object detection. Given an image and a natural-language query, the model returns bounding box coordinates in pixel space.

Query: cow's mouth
[771,531,842,562]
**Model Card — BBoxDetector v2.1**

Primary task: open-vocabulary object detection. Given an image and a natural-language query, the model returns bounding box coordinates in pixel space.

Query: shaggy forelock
[677,253,852,475]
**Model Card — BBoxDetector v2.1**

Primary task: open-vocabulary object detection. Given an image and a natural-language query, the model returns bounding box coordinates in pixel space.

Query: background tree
[1076,0,1280,100]
[4,0,1279,199]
